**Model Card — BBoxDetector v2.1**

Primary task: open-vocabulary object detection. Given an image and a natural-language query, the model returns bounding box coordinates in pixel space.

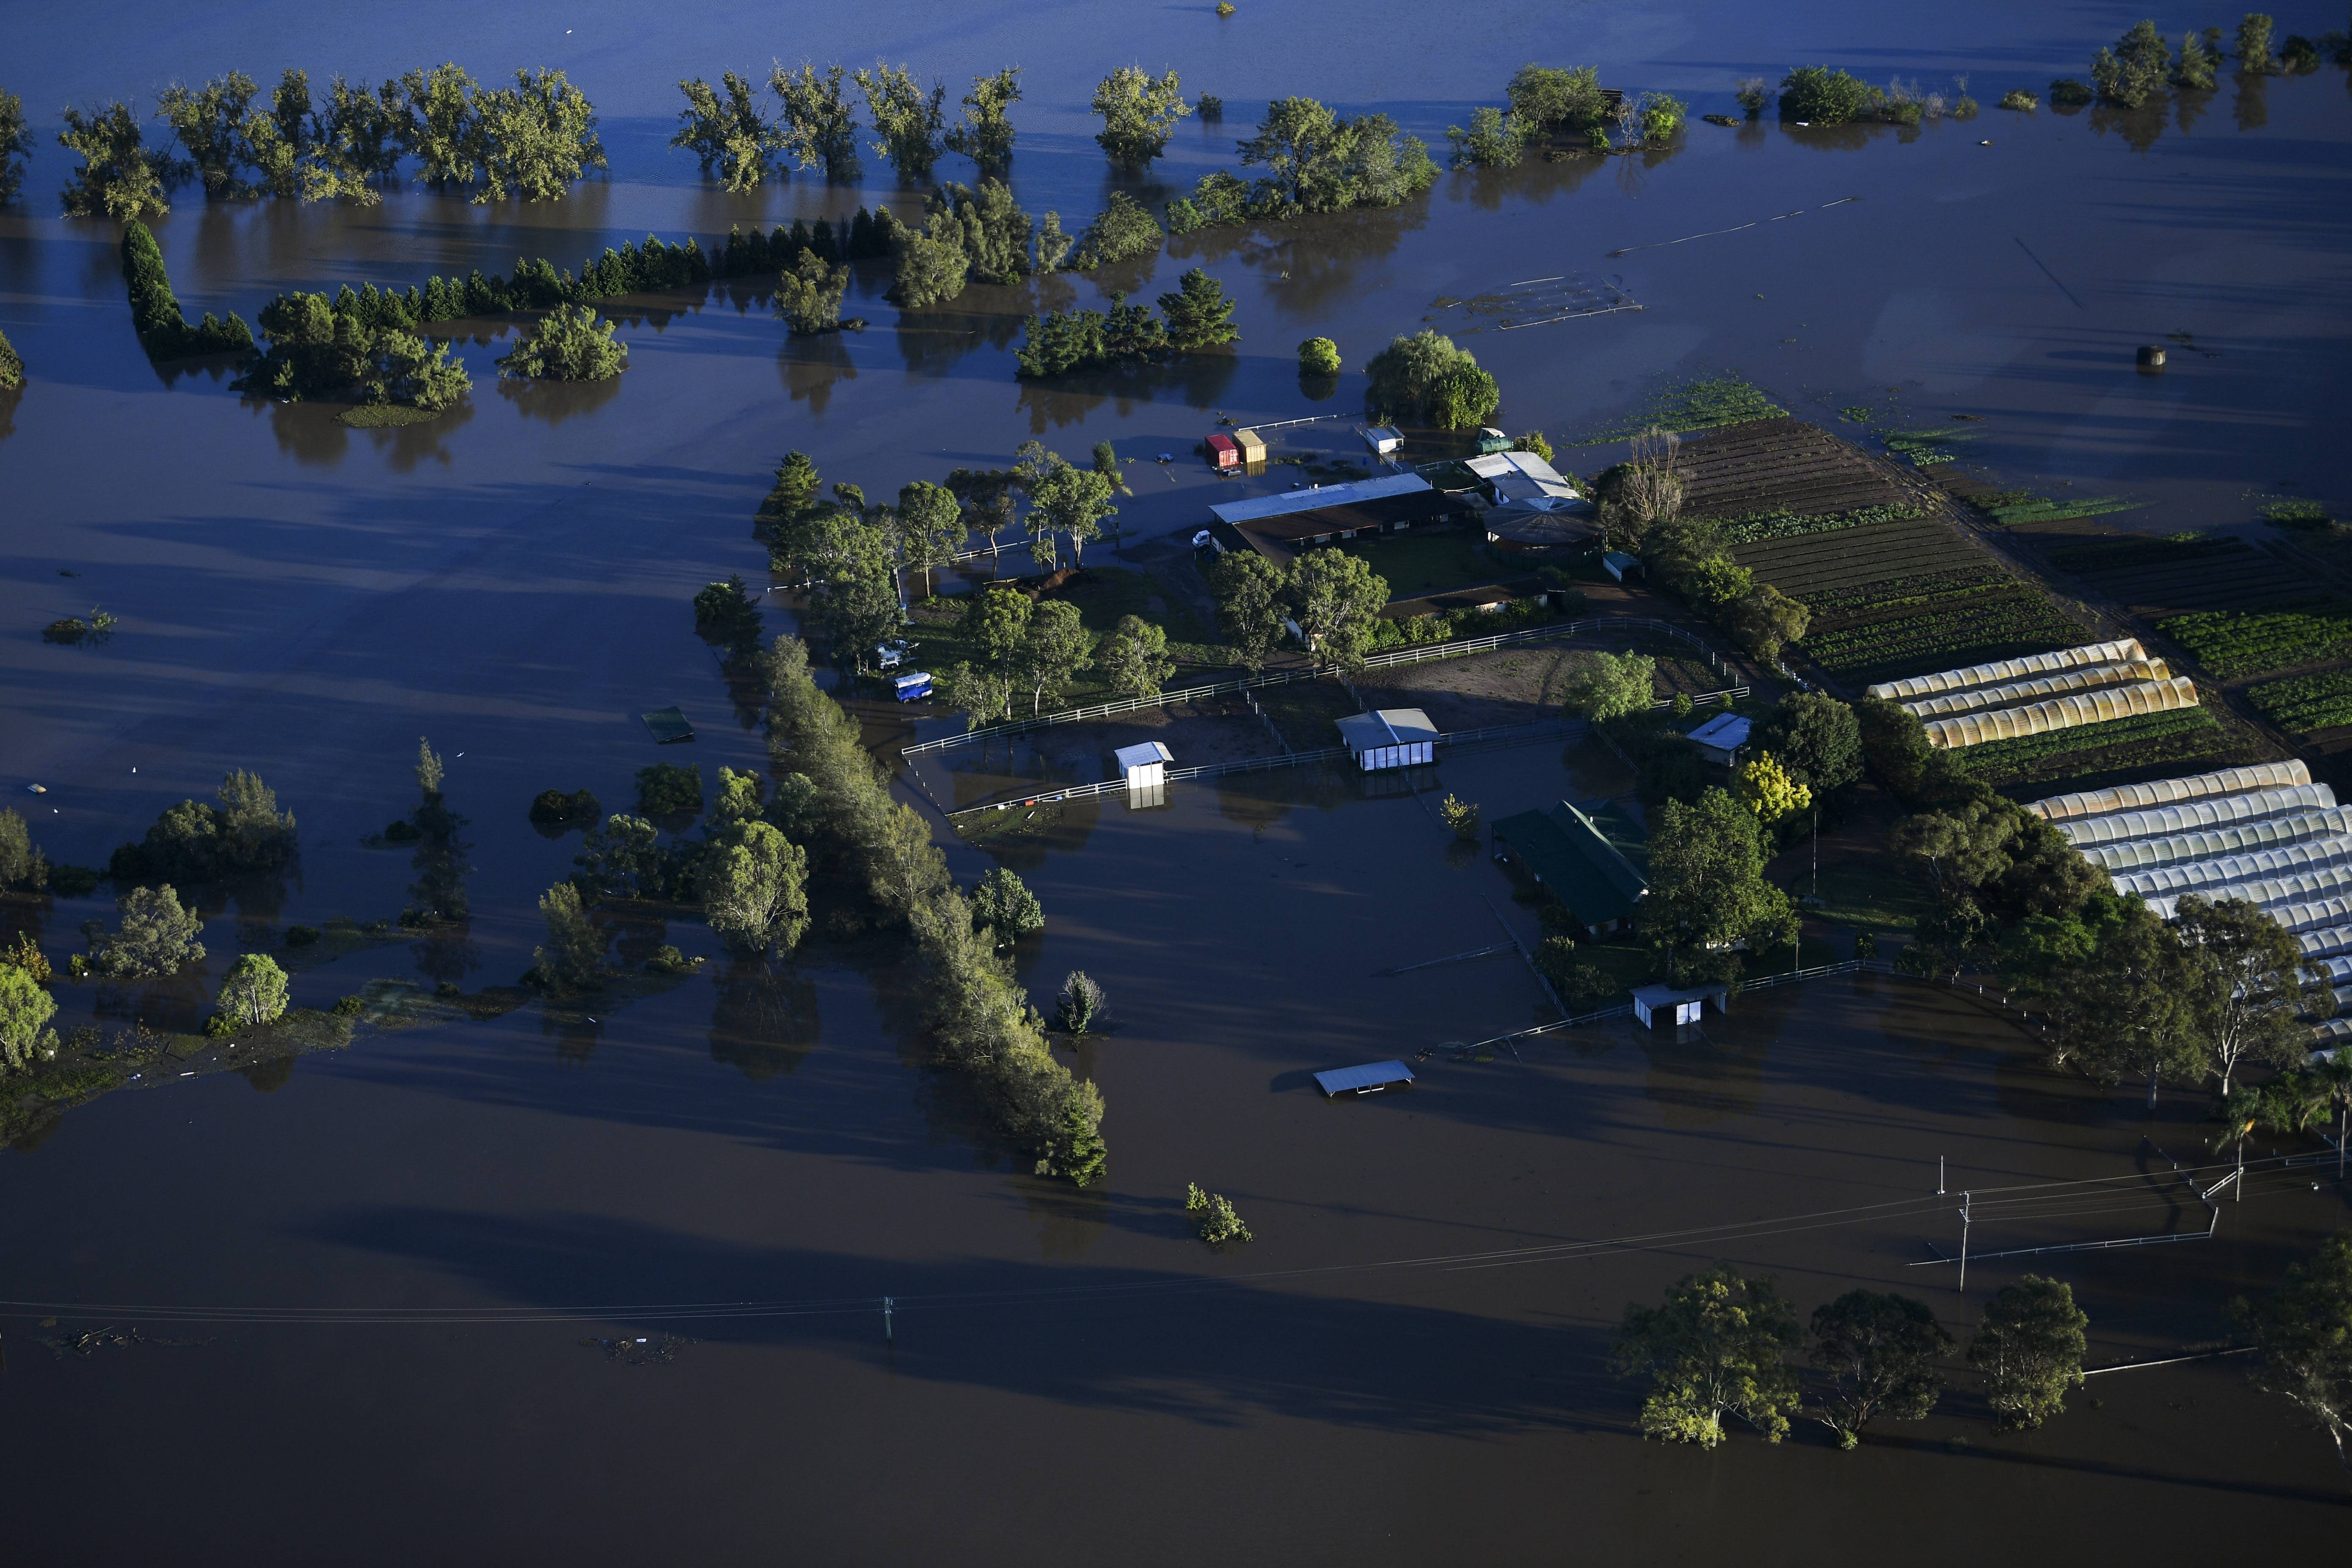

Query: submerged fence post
[883,1296,894,1343]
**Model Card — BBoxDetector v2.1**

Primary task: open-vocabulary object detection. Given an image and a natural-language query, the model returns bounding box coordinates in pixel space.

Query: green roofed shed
[1491,799,1649,933]
[641,706,695,744]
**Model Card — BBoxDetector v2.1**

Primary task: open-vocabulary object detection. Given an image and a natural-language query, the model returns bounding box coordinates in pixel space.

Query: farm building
[1686,712,1751,766]
[1466,449,1583,507]
[1475,427,1513,454]
[1207,474,1469,564]
[1484,499,1602,553]
[1490,799,1649,934]
[1336,707,1439,771]
[1114,741,1171,789]
[1314,1060,1416,1097]
[1631,982,1729,1029]
[1603,551,1642,583]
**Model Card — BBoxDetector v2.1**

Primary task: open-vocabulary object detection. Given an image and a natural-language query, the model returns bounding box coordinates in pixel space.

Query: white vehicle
[873,637,913,670]
[1191,529,1213,549]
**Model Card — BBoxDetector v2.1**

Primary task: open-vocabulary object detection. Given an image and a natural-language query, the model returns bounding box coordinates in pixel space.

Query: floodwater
[3,1,2351,1559]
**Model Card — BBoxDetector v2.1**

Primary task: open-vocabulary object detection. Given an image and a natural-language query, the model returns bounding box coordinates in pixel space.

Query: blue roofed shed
[1490,799,1650,933]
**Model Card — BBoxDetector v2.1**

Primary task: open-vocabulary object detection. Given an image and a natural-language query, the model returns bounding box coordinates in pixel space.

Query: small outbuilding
[1207,433,1241,470]
[1602,550,1642,583]
[1233,428,1268,466]
[640,706,696,744]
[1686,712,1751,766]
[1314,1060,1416,1097]
[1336,708,1440,771]
[1360,425,1403,456]
[1114,741,1172,790]
[1489,799,1649,934]
[1631,982,1730,1029]
[1475,427,1513,454]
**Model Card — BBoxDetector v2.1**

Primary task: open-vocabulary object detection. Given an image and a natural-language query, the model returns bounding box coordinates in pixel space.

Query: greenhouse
[1919,677,2198,751]
[2027,760,2311,823]
[1867,639,2146,704]
[2054,783,2337,849]
[2110,835,2352,899]
[1900,657,2168,720]
[2080,807,2352,872]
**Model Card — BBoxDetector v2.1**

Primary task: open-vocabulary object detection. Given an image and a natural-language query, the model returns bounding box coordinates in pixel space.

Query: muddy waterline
[3,3,2350,1560]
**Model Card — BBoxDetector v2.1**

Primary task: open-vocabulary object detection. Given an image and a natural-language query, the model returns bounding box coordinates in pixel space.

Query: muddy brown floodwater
[2,1,2350,1561]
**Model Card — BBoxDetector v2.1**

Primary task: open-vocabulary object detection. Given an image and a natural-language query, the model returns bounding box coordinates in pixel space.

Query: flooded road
[2,1,2350,1559]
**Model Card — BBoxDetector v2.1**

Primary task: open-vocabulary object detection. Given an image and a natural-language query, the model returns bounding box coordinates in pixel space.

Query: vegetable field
[2158,601,2352,679]
[1948,705,2245,788]
[2041,531,2304,619]
[1672,417,1922,522]
[1803,588,2084,684]
[2249,669,2352,737]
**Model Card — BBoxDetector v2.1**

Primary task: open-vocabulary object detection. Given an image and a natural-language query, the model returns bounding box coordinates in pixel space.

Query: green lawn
[1806,854,1931,933]
[1339,529,1504,597]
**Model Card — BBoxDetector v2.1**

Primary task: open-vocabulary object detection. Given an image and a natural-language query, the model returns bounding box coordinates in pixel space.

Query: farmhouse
[1491,799,1649,934]
[1206,474,1468,564]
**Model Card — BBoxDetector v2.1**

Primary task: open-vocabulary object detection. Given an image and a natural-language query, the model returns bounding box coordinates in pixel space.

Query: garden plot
[2043,532,2307,619]
[1674,417,1923,523]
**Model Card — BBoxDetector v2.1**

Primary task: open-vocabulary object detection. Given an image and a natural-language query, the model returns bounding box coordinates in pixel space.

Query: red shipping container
[1206,433,1240,469]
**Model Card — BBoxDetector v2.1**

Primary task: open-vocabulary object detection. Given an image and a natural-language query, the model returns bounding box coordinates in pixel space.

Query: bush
[1187,1182,1253,1244]
[495,303,627,380]
[1779,67,1878,124]
[1437,794,1481,840]
[635,763,703,817]
[2049,78,2094,107]
[332,995,365,1017]
[1999,88,2040,111]
[1297,336,1342,375]
[1513,430,1554,463]
[284,924,320,947]
[530,788,602,829]
[1053,970,1107,1034]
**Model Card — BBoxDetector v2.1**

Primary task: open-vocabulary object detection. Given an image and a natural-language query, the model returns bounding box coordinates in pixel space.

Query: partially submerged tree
[495,303,627,380]
[534,881,603,990]
[1969,1275,2088,1430]
[1612,1264,1802,1446]
[1186,1182,1253,1244]
[1157,267,1240,351]
[854,61,947,183]
[1560,650,1656,721]
[0,965,60,1075]
[672,73,781,191]
[1288,548,1388,670]
[217,952,291,1027]
[471,68,605,203]
[58,101,177,219]
[703,821,810,956]
[1054,969,1108,1034]
[1097,614,1176,699]
[773,250,851,334]
[944,67,1021,173]
[1091,66,1189,171]
[1637,787,1799,982]
[970,866,1045,943]
[1364,330,1497,429]
[1808,1290,1953,1448]
[770,62,860,178]
[2235,1230,2352,1481]
[94,884,206,979]
[156,72,261,198]
[0,89,32,202]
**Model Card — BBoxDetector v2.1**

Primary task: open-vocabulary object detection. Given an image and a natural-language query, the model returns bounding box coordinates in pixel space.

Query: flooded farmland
[3,0,2351,1560]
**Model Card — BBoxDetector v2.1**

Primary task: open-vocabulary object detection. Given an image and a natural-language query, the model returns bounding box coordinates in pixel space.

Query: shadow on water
[708,957,822,1080]
[1013,350,1241,433]
[498,375,624,425]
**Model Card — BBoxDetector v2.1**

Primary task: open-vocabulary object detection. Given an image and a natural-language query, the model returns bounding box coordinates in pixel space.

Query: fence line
[902,615,1740,755]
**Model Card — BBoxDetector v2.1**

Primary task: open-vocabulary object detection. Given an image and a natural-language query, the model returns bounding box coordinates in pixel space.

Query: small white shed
[1114,741,1172,790]
[1336,708,1439,771]
[1603,550,1642,582]
[1686,712,1752,767]
[1631,982,1730,1029]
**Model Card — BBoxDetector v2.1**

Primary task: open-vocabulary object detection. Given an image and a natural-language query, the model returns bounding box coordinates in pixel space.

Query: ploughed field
[1673,415,1923,523]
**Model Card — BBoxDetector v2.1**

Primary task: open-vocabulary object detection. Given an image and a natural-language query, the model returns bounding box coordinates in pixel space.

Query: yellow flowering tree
[1738,751,1812,825]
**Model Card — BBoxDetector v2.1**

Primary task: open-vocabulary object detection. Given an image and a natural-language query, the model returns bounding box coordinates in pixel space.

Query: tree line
[1013,268,1239,378]
[29,65,605,220]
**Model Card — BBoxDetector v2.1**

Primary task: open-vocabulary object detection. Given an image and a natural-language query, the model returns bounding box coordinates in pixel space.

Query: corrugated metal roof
[1314,1060,1417,1096]
[1493,800,1649,925]
[1113,741,1172,768]
[1210,473,1432,525]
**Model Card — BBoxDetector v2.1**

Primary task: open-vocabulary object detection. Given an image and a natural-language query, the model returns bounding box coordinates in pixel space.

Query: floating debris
[1426,273,1639,332]
[36,1325,213,1361]
[580,1334,693,1364]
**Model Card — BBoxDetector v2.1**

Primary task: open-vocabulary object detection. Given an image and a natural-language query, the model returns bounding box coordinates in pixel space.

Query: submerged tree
[155,72,261,198]
[672,72,781,191]
[94,884,206,979]
[771,62,860,179]
[217,952,291,1027]
[0,89,31,202]
[2236,1230,2352,1481]
[0,964,59,1075]
[471,68,604,203]
[703,821,810,957]
[970,866,1045,943]
[534,881,603,991]
[854,61,947,184]
[402,63,481,189]
[1969,1275,2088,1430]
[944,67,1021,173]
[1091,66,1189,171]
[58,101,177,219]
[1157,267,1240,350]
[773,250,851,334]
[1053,970,1108,1034]
[1807,1290,1953,1448]
[1238,98,1435,214]
[1364,330,1496,428]
[1612,1264,1802,1446]
[496,303,627,380]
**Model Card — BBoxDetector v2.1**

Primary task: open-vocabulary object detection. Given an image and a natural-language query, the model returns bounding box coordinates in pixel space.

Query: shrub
[970,866,1045,941]
[1999,88,2040,111]
[284,924,320,947]
[1437,794,1481,840]
[1186,1183,1253,1244]
[495,303,626,380]
[2049,78,2094,107]
[1053,970,1107,1034]
[530,788,602,829]
[1734,78,1771,115]
[1778,67,1877,125]
[332,994,366,1016]
[1297,336,1342,375]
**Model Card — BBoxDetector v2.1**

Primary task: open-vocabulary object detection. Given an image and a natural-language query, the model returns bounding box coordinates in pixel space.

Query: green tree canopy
[157,73,261,198]
[59,101,176,219]
[672,72,780,191]
[1298,336,1342,375]
[1778,66,1878,124]
[0,89,32,202]
[703,821,810,956]
[2001,892,2199,1103]
[1091,66,1189,171]
[496,303,627,380]
[1808,1290,1953,1448]
[1969,1275,2088,1431]
[218,952,290,1027]
[402,63,480,188]
[1752,693,1861,793]
[2172,893,2328,1096]
[970,866,1045,942]
[894,480,966,595]
[534,881,603,990]
[854,62,946,183]
[0,964,59,1075]
[1019,599,1093,714]
[1612,1264,1802,1446]
[1236,98,1437,215]
[773,250,850,334]
[944,68,1021,173]
[96,884,205,979]
[1097,614,1176,699]
[1560,650,1656,720]
[1364,331,1493,427]
[1158,267,1240,351]
[1508,64,1610,134]
[770,62,860,177]
[1209,551,1288,672]
[1637,787,1799,975]
[1288,549,1387,670]
[471,68,604,203]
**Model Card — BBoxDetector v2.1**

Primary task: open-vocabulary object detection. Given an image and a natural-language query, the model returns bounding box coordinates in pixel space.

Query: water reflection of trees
[779,333,857,414]
[239,1054,297,1092]
[0,388,16,443]
[1014,350,1239,433]
[496,374,623,425]
[2089,102,2167,153]
[2232,71,2269,132]
[708,958,821,1080]
[890,279,1046,378]
[253,397,475,470]
[1447,151,1615,212]
[404,787,478,986]
[1169,198,1430,319]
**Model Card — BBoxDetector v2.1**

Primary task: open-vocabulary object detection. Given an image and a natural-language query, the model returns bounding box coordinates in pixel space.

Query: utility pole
[883,1296,894,1344]
[1957,1192,1973,1297]
[1938,1155,1946,1195]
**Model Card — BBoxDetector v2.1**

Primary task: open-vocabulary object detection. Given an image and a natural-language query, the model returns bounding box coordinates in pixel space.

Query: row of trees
[2072,15,2347,109]
[119,220,250,360]
[1616,1266,2087,1446]
[935,590,1176,724]
[1013,269,1239,378]
[45,66,604,219]
[1598,428,1811,664]
[673,64,1022,188]
[1448,63,1685,169]
[1209,548,1390,672]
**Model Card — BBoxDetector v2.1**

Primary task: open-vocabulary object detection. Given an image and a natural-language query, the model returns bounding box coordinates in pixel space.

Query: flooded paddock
[2,0,2350,1559]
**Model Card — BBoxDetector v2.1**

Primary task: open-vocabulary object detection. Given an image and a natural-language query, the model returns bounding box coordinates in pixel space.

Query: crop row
[1717,504,1922,547]
[1804,566,2014,626]
[1978,496,2140,527]
[2157,601,2352,679]
[2249,668,2352,736]
[1802,588,2082,681]
[1946,707,2230,787]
